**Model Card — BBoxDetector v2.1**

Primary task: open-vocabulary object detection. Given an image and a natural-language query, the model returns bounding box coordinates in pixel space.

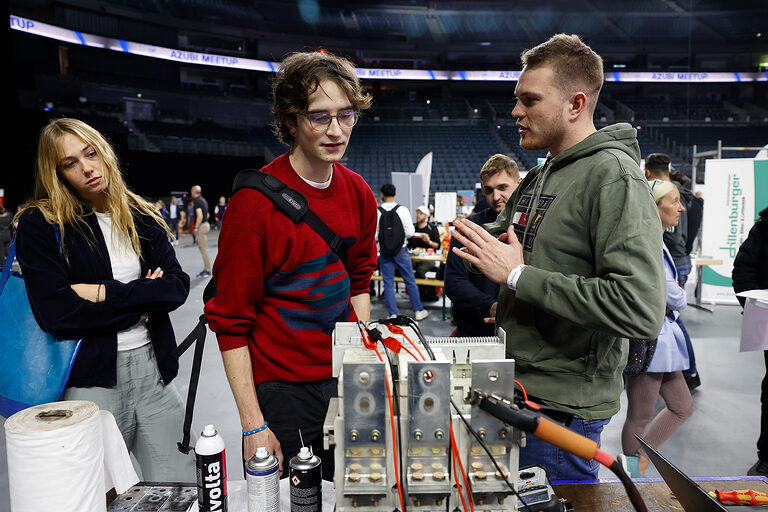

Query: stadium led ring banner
[10,14,768,83]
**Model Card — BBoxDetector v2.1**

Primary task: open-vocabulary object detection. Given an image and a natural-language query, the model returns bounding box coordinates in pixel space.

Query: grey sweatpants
[63,343,196,482]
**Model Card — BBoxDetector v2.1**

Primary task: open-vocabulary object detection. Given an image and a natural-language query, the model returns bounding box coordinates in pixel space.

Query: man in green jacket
[452,33,665,480]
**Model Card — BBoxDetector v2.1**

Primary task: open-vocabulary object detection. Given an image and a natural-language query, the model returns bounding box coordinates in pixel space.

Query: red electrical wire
[385,324,427,361]
[402,332,427,360]
[399,344,421,361]
[374,345,406,511]
[357,324,406,509]
[452,447,469,511]
[381,335,421,362]
[450,423,473,512]
[515,378,540,411]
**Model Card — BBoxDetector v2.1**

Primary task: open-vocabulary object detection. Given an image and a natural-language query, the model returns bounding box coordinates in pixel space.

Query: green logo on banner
[702,266,732,287]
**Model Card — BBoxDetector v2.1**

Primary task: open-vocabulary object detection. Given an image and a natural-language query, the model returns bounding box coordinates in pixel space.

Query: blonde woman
[619,179,694,478]
[15,118,194,481]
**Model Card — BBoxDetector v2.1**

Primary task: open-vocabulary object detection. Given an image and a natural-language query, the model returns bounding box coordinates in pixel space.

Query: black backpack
[378,204,405,256]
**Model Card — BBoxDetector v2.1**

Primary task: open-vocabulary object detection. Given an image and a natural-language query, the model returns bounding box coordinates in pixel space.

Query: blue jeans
[676,263,691,288]
[519,416,610,482]
[379,247,423,316]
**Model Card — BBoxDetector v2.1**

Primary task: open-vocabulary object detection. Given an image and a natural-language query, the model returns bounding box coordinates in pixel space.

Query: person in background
[408,204,441,301]
[0,204,12,266]
[733,206,768,476]
[190,185,211,278]
[178,205,187,237]
[377,183,429,321]
[168,196,179,243]
[409,205,440,255]
[445,154,520,337]
[204,51,377,478]
[155,199,168,228]
[186,196,195,241]
[619,179,694,478]
[644,153,700,390]
[214,195,227,229]
[450,34,665,480]
[14,117,194,481]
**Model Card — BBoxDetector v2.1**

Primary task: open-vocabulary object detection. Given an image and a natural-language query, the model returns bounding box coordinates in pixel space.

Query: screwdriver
[708,489,768,506]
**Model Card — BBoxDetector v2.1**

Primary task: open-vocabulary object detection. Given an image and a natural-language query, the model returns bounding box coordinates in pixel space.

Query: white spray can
[195,424,228,512]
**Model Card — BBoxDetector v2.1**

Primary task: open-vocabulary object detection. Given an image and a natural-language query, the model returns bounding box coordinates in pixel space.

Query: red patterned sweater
[205,154,378,383]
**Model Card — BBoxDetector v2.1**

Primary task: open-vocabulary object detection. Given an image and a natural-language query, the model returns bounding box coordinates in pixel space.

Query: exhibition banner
[701,159,768,303]
[10,15,768,83]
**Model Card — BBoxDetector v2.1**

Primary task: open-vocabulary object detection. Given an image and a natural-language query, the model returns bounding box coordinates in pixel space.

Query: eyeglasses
[301,109,358,131]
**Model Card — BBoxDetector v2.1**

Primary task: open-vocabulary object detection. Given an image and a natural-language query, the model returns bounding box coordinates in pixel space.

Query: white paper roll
[5,400,139,512]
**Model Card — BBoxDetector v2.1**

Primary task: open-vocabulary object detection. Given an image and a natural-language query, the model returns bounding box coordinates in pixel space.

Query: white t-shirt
[299,169,333,189]
[95,212,151,351]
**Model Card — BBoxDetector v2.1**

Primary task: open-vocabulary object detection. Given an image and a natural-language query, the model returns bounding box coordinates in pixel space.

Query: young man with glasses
[205,51,377,479]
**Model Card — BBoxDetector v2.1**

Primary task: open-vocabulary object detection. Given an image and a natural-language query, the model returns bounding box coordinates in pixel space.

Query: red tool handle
[716,489,768,505]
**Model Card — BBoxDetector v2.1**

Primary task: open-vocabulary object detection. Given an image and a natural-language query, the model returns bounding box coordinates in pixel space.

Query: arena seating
[344,124,508,194]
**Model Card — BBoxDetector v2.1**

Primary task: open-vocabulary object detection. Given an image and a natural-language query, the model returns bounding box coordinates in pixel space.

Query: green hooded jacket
[485,123,665,419]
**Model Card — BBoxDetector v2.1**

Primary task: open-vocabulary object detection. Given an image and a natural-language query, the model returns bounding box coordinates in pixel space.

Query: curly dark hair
[271,51,372,147]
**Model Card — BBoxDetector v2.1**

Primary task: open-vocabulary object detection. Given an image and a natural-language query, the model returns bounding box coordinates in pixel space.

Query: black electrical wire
[401,317,535,512]
[358,321,409,512]
[450,398,535,512]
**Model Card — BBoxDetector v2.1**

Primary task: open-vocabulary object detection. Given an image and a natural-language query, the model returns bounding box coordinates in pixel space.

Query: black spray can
[289,446,322,512]
[195,424,228,512]
[246,446,280,512]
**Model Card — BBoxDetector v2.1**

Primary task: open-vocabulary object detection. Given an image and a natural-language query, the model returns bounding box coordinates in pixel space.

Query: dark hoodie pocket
[532,308,595,375]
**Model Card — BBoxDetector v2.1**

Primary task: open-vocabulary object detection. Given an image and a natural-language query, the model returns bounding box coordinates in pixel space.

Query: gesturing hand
[450,219,524,285]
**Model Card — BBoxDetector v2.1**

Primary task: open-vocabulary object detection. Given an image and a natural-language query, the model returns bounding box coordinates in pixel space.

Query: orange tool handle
[534,417,598,461]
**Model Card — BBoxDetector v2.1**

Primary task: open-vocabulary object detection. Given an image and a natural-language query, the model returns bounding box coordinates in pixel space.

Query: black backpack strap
[175,169,354,453]
[233,169,348,267]
[175,313,209,454]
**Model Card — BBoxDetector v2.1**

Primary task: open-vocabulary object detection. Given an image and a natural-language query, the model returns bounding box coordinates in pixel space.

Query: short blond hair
[480,154,520,184]
[521,34,603,107]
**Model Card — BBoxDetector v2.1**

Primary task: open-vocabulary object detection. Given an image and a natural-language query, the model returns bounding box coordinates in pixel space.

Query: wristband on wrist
[96,284,101,302]
[506,264,527,291]
[243,422,268,436]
